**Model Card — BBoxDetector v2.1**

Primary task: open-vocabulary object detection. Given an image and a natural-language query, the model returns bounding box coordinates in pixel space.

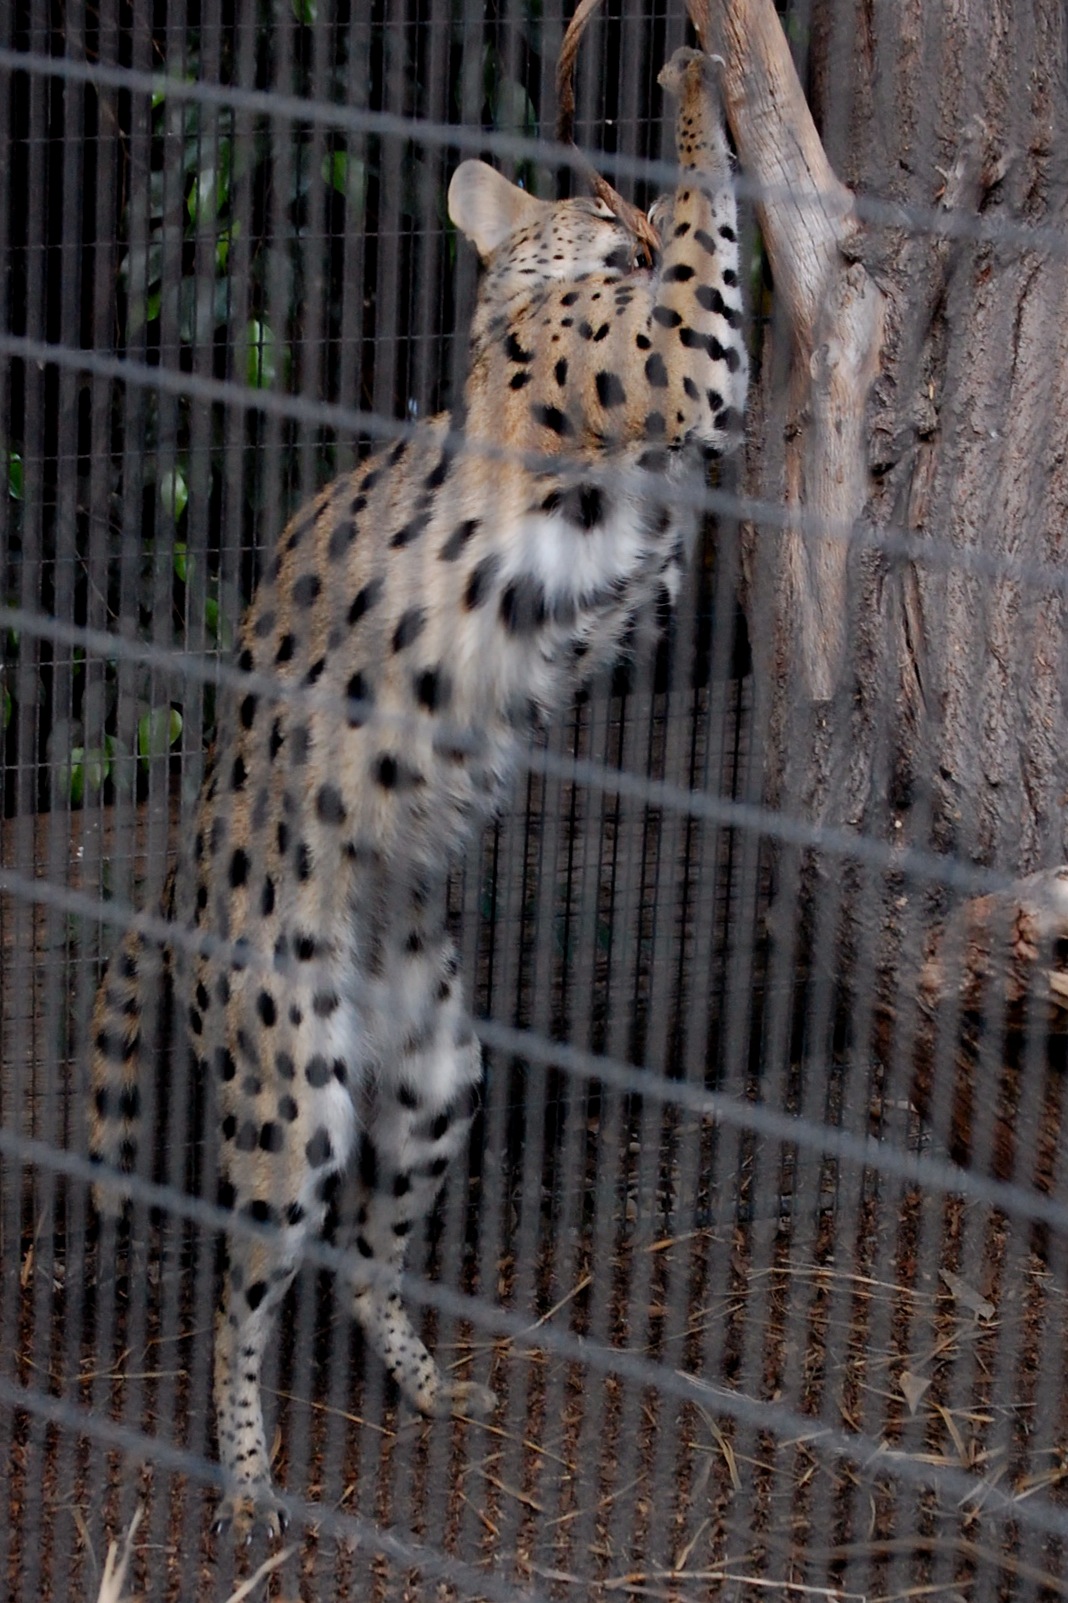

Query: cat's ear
[447,161,548,259]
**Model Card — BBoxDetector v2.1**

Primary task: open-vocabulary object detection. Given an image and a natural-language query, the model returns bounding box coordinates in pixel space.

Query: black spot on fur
[306,1128,333,1168]
[415,667,450,710]
[560,484,605,530]
[346,672,372,727]
[292,573,322,608]
[348,577,384,627]
[305,1055,331,1088]
[316,783,347,824]
[275,634,295,665]
[424,452,452,490]
[229,849,249,889]
[375,754,398,789]
[500,576,548,635]
[652,304,682,329]
[645,352,669,388]
[464,553,501,610]
[392,607,426,653]
[663,262,695,282]
[554,357,568,386]
[289,724,310,766]
[439,518,479,561]
[505,331,534,364]
[235,1120,258,1153]
[595,371,626,409]
[328,520,356,560]
[373,754,422,790]
[358,1133,378,1188]
[532,403,572,437]
[390,517,423,549]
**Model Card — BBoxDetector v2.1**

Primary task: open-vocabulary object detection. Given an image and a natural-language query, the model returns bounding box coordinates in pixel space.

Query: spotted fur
[89,47,747,1539]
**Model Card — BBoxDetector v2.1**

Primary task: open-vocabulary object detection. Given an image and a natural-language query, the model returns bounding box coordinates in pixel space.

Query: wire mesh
[2,2,1068,1600]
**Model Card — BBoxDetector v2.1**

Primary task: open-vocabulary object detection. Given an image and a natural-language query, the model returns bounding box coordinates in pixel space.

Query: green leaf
[321,151,366,214]
[137,705,183,761]
[203,596,235,651]
[291,0,318,23]
[215,218,241,274]
[160,468,189,523]
[492,76,536,138]
[4,450,23,500]
[246,319,279,389]
[187,142,233,227]
[64,742,112,805]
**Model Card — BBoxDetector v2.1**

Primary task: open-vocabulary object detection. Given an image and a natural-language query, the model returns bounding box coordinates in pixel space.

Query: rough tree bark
[688,0,1068,1031]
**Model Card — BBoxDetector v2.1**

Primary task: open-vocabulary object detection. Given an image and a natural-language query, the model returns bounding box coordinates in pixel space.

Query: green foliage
[58,735,115,806]
[4,449,23,500]
[245,318,279,389]
[137,705,183,761]
[4,6,556,811]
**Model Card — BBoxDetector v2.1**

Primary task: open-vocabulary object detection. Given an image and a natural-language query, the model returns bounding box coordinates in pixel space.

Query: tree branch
[686,0,854,348]
[687,0,887,703]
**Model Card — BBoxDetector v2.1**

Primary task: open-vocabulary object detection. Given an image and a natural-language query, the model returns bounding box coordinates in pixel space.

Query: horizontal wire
[2,326,1066,603]
[0,600,1027,898]
[2,862,1064,1236]
[0,1375,547,1603]
[0,44,1065,260]
[4,1123,1068,1543]
[3,27,1065,1591]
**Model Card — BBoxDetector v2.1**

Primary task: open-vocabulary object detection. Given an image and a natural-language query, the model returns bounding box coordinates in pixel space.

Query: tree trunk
[690,0,1068,1008]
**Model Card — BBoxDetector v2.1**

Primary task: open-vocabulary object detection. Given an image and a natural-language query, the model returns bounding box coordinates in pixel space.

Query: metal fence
[3,2,1068,1600]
